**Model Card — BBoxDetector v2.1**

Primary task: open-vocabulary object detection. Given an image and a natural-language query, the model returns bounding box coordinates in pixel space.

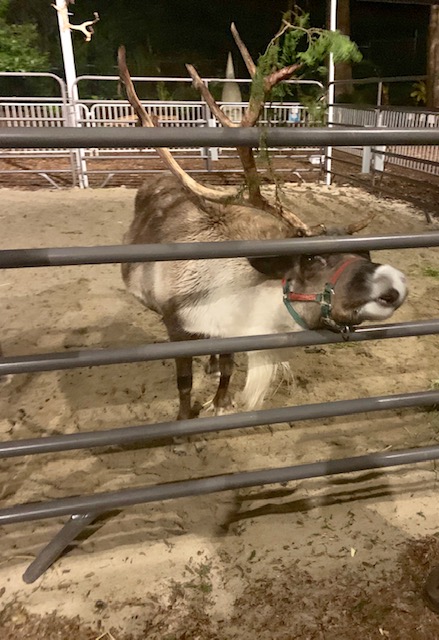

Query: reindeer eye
[305,255,327,267]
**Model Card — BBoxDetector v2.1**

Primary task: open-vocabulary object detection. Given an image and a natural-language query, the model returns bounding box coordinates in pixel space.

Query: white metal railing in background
[1,71,439,187]
[73,74,324,185]
[84,100,208,155]
[0,93,321,187]
[332,105,439,176]
[0,102,65,127]
[87,101,206,128]
[0,72,80,186]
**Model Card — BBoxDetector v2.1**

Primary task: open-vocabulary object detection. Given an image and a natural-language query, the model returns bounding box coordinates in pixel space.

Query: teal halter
[282,257,364,333]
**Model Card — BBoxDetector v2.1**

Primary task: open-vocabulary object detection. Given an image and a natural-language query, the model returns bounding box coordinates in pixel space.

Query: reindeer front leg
[203,353,235,415]
[175,355,199,420]
[212,354,235,414]
[165,320,202,420]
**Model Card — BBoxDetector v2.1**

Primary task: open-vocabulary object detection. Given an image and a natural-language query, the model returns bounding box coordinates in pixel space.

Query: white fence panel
[333,105,439,176]
[0,101,72,155]
[85,101,207,155]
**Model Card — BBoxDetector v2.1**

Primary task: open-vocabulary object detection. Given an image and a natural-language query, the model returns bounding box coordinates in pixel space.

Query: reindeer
[117,22,407,420]
[122,175,406,419]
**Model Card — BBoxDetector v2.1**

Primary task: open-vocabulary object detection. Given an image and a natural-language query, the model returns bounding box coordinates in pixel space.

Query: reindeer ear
[247,256,296,279]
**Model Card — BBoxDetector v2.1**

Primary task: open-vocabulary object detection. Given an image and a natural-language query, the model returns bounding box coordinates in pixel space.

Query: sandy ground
[0,182,439,638]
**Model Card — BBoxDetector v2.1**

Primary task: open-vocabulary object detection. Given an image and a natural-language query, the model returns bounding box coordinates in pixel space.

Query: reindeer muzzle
[282,256,364,336]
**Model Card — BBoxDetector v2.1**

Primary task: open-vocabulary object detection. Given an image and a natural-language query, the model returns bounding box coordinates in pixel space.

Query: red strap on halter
[283,256,364,302]
[284,291,317,302]
[327,256,363,286]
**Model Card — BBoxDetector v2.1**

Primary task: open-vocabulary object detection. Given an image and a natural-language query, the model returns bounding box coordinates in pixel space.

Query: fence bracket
[22,512,100,584]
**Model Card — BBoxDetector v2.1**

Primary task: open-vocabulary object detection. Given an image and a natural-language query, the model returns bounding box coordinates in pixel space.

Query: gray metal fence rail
[0,126,438,584]
[3,125,439,148]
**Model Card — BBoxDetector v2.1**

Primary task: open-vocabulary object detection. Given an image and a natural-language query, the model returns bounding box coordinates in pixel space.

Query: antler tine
[264,63,302,92]
[344,212,377,235]
[117,46,157,129]
[231,23,256,78]
[320,213,377,237]
[185,64,238,128]
[117,46,237,203]
[117,47,312,237]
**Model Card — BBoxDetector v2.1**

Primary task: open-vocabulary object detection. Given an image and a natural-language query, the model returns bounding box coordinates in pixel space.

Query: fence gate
[0,125,438,592]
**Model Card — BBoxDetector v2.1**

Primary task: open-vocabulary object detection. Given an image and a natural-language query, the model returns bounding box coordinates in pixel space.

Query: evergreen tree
[0,0,48,71]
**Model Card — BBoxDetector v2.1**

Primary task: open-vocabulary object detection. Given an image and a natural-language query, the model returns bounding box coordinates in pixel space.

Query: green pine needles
[252,8,362,105]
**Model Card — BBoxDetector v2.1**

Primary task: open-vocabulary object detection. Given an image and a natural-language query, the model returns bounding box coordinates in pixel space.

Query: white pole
[54,0,88,188]
[326,0,337,186]
[55,0,79,105]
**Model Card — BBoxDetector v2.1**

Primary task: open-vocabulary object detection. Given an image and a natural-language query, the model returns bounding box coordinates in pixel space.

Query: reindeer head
[249,249,407,332]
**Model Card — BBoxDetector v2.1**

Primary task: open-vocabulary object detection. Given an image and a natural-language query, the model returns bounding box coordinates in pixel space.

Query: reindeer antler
[185,64,238,129]
[118,47,238,204]
[118,43,312,236]
[345,212,377,235]
[231,23,256,78]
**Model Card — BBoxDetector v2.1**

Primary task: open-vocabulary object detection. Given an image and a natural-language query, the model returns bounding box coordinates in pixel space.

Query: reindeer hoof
[176,401,202,421]
[202,398,236,417]
[215,405,236,416]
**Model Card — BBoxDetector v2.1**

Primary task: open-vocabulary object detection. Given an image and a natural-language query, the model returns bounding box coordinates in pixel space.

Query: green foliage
[410,80,427,106]
[297,30,361,69]
[156,80,172,101]
[0,0,48,72]
[423,266,439,279]
[252,8,362,104]
[298,90,327,125]
[0,0,8,19]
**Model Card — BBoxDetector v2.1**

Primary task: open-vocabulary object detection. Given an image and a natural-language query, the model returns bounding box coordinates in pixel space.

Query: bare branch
[231,23,256,78]
[185,64,238,128]
[118,46,238,203]
[263,20,292,55]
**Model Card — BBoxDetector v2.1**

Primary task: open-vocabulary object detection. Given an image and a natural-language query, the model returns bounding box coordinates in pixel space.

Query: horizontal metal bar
[1,428,439,524]
[329,75,427,88]
[74,74,323,86]
[81,167,318,175]
[1,319,438,377]
[2,127,439,150]
[1,232,438,269]
[0,169,72,174]
[372,147,439,169]
[0,390,437,460]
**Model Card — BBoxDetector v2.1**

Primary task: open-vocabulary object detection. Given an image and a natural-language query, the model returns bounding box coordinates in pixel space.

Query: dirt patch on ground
[0,183,438,638]
[3,537,439,639]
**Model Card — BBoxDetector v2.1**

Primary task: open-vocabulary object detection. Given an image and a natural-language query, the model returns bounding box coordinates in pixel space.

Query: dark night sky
[6,0,430,102]
[62,0,430,78]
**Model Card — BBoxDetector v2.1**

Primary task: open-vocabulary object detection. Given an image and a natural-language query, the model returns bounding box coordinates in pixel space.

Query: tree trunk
[334,0,353,99]
[427,6,439,110]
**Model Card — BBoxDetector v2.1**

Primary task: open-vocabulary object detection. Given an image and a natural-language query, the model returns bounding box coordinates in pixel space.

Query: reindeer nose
[379,287,400,305]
